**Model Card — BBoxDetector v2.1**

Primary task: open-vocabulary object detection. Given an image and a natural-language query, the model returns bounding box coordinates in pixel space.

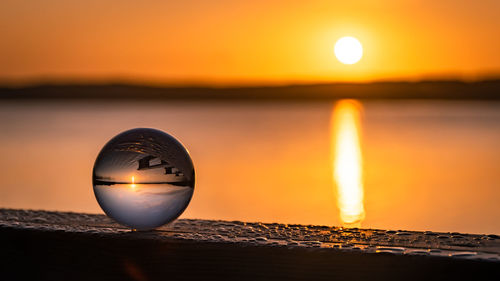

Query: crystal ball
[93,128,195,230]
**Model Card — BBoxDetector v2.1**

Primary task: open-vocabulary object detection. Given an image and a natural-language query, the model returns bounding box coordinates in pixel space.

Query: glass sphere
[93,128,195,230]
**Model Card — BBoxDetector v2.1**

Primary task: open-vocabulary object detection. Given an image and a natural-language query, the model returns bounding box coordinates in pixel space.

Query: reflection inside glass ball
[93,128,195,230]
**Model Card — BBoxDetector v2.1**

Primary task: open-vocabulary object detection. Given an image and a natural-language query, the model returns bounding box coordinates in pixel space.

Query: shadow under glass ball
[93,128,195,230]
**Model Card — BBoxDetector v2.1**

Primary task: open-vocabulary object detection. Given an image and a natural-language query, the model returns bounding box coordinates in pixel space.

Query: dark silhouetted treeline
[1,80,499,101]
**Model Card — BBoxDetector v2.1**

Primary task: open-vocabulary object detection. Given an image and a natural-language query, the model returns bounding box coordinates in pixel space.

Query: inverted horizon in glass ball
[93,128,195,230]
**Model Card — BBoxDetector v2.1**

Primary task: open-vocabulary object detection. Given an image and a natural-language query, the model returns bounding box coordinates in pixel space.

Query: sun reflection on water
[130,176,136,190]
[331,99,365,226]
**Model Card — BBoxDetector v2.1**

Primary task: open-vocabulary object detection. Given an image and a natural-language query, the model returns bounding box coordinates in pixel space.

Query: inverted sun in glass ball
[93,128,195,230]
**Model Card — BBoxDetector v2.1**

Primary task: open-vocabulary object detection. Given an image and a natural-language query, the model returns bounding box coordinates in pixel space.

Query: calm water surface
[0,100,499,234]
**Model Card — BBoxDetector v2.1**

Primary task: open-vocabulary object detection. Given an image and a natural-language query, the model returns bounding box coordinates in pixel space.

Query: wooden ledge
[1,208,499,280]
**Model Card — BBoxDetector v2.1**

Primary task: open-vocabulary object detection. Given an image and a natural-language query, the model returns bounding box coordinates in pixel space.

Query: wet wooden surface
[1,208,499,280]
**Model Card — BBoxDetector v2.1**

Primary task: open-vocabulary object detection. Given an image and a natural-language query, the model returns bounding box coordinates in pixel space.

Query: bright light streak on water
[331,100,365,226]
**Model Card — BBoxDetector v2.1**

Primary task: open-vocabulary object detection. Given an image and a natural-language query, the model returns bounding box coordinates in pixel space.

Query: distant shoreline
[1,80,499,100]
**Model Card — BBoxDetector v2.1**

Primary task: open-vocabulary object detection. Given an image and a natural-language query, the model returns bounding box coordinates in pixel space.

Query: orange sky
[1,0,499,85]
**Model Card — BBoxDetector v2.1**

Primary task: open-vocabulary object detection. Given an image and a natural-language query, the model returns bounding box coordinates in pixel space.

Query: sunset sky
[1,0,499,85]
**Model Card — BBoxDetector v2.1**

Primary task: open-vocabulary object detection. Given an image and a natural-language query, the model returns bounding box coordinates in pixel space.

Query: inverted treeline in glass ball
[93,128,195,230]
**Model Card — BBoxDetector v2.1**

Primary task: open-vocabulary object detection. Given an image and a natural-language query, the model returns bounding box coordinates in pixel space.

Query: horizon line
[1,76,500,89]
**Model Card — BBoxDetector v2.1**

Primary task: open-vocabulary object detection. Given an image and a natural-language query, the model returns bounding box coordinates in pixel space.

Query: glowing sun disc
[334,37,363,65]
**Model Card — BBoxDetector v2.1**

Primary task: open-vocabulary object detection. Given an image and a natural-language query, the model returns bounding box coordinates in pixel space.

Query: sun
[334,36,363,65]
